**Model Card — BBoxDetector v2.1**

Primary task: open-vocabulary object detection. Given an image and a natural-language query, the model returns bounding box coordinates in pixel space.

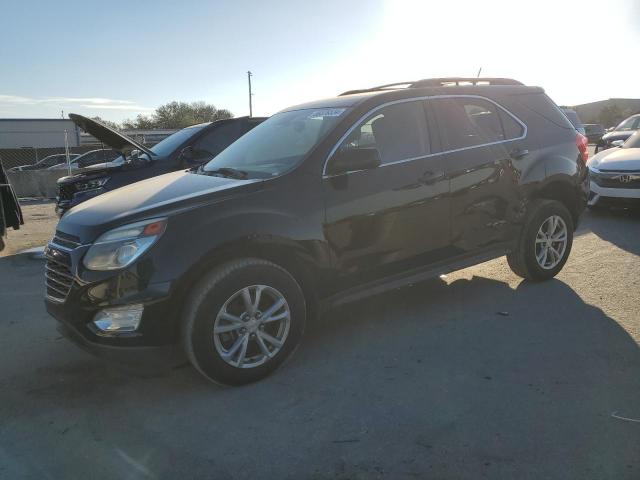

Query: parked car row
[8,149,120,172]
[9,153,80,172]
[596,114,640,152]
[46,77,589,385]
[47,149,121,171]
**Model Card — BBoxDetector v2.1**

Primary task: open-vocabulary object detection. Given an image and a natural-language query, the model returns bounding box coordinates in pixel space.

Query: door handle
[510,148,529,160]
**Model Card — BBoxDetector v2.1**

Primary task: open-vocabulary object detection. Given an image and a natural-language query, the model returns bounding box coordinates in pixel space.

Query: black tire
[182,258,306,386]
[507,199,574,281]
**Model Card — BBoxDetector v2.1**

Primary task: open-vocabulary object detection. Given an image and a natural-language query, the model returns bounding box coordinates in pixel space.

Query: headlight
[83,218,167,271]
[77,177,109,191]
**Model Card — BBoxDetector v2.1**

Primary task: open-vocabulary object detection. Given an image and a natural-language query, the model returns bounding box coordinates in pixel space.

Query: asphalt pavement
[1,208,639,480]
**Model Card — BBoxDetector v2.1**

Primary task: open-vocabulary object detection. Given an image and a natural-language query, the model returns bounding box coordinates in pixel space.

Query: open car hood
[69,114,155,157]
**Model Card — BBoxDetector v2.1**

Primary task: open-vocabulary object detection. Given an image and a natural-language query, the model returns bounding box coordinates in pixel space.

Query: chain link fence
[0,146,105,170]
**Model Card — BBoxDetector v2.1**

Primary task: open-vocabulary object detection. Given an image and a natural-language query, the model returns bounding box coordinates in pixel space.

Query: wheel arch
[172,236,323,326]
[529,178,583,228]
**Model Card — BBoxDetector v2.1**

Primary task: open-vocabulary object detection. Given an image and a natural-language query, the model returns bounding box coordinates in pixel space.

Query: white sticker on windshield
[307,108,345,119]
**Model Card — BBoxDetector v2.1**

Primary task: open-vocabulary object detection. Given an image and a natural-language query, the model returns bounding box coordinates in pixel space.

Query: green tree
[91,116,121,130]
[123,101,233,130]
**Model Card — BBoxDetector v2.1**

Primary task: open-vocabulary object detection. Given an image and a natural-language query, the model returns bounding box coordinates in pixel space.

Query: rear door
[429,96,526,253]
[323,99,450,291]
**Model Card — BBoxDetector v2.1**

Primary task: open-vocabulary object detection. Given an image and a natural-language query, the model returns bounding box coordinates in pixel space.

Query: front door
[322,99,451,292]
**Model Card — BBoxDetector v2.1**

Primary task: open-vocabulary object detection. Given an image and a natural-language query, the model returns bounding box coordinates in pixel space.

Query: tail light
[576,133,589,164]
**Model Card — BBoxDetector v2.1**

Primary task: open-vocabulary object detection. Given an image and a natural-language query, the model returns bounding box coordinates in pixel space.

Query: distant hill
[568,98,640,128]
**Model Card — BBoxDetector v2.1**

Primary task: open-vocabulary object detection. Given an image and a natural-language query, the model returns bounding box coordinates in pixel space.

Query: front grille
[52,230,81,250]
[592,172,640,189]
[44,247,74,303]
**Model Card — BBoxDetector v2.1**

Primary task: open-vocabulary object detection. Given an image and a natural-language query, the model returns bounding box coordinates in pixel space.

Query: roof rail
[338,77,524,96]
[411,77,524,87]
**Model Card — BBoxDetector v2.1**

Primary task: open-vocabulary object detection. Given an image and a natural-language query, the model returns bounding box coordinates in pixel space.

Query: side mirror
[327,147,381,176]
[125,150,150,168]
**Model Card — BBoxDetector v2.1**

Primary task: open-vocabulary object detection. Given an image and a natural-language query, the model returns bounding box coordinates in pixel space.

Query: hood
[588,147,640,171]
[69,114,155,157]
[59,170,261,236]
[602,130,635,142]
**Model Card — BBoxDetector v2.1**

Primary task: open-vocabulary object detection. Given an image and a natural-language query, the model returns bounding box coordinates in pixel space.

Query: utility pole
[64,130,71,176]
[476,67,482,78]
[247,71,253,117]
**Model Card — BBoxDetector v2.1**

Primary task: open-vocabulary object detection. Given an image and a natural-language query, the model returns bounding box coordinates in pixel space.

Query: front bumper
[588,180,640,206]
[44,239,187,366]
[55,320,185,368]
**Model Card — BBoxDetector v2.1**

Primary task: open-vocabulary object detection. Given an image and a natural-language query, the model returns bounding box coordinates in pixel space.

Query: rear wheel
[507,200,574,281]
[182,259,306,385]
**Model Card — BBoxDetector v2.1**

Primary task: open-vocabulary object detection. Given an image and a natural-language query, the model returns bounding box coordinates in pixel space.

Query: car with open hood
[45,77,588,386]
[55,114,266,216]
[588,129,640,209]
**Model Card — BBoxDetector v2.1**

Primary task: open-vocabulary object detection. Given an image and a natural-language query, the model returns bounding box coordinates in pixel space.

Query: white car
[587,130,640,209]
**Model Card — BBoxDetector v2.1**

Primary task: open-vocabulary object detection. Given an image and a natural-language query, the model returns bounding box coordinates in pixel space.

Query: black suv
[45,78,588,385]
[55,114,265,216]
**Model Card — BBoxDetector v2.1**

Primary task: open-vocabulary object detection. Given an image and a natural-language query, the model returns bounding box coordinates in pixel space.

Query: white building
[0,119,81,148]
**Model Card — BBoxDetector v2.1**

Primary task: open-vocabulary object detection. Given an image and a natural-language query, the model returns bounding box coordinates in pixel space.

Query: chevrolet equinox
[45,77,589,385]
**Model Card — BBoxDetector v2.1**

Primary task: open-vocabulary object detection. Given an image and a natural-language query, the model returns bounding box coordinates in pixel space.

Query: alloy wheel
[535,215,568,270]
[213,285,291,368]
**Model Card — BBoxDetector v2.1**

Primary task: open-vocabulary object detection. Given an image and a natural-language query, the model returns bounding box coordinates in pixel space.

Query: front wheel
[507,200,574,281]
[182,259,306,386]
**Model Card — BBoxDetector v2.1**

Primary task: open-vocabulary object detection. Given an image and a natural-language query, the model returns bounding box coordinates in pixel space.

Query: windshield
[623,130,640,149]
[150,124,207,156]
[615,116,640,131]
[203,108,346,178]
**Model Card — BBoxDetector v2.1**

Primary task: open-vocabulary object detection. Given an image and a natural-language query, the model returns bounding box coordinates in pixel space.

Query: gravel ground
[0,200,57,257]
[0,206,639,480]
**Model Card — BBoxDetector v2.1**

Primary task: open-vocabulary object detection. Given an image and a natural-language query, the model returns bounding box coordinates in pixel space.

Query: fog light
[93,304,144,333]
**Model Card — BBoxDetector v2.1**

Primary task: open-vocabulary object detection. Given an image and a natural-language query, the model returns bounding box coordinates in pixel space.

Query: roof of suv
[282,78,543,113]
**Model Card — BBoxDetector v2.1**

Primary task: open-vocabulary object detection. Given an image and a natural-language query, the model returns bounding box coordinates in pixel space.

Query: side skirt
[319,246,509,313]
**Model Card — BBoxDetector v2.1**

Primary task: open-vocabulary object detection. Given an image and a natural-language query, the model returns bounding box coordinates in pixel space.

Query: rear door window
[431,97,520,150]
[337,100,430,165]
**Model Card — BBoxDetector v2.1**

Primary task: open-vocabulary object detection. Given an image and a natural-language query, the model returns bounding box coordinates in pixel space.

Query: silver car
[587,130,640,208]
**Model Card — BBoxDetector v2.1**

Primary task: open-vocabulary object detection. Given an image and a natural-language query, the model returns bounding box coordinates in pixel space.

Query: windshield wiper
[205,167,248,179]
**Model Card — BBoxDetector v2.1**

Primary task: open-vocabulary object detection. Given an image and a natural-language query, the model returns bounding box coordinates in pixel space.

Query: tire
[182,258,306,386]
[507,199,574,281]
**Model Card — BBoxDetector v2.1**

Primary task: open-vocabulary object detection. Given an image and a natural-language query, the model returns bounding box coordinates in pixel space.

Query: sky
[0,0,638,122]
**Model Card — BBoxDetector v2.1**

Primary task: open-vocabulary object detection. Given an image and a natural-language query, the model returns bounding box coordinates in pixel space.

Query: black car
[596,113,640,152]
[55,115,266,215]
[584,123,605,144]
[46,77,588,385]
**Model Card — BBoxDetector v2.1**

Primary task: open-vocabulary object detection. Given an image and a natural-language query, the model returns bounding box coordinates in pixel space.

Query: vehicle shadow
[577,208,640,256]
[298,274,640,478]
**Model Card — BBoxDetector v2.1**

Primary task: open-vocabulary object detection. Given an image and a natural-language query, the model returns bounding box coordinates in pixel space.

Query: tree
[122,101,233,130]
[91,116,121,130]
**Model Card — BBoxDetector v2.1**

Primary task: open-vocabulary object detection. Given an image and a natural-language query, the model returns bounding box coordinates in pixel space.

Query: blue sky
[1,0,638,122]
